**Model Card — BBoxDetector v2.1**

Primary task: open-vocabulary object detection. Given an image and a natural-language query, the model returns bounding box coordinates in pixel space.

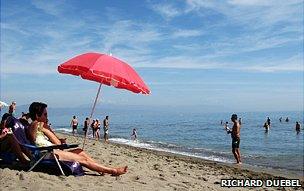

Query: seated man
[0,113,31,164]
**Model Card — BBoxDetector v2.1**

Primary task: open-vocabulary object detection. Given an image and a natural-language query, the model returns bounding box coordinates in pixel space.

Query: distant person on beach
[94,119,101,140]
[220,120,223,125]
[266,117,271,127]
[26,102,127,175]
[295,122,301,133]
[83,117,89,136]
[8,101,16,116]
[263,122,269,132]
[70,115,78,136]
[224,121,229,130]
[227,114,242,164]
[91,120,96,138]
[103,116,109,143]
[279,117,282,123]
[131,128,137,140]
[19,112,30,127]
[285,117,289,122]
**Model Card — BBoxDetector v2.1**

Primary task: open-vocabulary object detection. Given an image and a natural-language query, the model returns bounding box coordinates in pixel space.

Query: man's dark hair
[231,114,238,121]
[0,113,15,131]
[1,113,12,124]
[29,102,47,121]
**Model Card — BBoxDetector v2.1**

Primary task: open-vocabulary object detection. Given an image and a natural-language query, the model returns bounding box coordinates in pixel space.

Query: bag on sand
[60,161,85,176]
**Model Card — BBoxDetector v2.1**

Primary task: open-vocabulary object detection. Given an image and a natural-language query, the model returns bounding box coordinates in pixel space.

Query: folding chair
[6,116,83,176]
[23,143,79,175]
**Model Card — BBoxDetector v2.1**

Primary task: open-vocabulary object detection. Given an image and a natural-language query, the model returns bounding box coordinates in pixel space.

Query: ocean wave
[110,138,155,149]
[146,147,232,163]
[109,137,232,163]
[55,128,72,133]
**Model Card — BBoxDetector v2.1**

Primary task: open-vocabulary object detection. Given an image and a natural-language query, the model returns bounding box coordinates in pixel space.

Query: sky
[0,0,303,112]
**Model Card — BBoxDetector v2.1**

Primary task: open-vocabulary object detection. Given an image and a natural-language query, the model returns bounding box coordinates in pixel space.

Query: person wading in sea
[70,115,78,136]
[227,114,242,164]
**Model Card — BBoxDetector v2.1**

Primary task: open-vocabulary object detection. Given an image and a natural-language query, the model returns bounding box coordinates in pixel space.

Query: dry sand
[0,133,303,191]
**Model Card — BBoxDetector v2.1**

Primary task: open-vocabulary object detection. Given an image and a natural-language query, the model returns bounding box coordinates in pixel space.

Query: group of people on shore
[71,116,110,143]
[71,116,138,142]
[0,101,128,176]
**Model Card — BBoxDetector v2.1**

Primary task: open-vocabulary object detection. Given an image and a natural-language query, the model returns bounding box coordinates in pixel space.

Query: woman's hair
[29,102,47,121]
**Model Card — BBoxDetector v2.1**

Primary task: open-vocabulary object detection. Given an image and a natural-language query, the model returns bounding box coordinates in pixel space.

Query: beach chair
[3,116,84,176]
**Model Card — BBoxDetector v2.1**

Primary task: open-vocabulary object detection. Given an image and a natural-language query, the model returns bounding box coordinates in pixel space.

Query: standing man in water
[295,122,301,133]
[103,116,110,143]
[266,117,271,127]
[8,101,17,116]
[70,115,78,136]
[227,114,242,164]
[83,117,89,136]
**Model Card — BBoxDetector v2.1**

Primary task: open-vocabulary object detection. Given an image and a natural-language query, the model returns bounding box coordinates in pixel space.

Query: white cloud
[185,0,302,29]
[31,0,66,16]
[133,55,227,69]
[172,29,203,38]
[242,54,304,72]
[150,3,182,20]
[228,0,301,6]
[1,0,302,76]
[101,20,162,53]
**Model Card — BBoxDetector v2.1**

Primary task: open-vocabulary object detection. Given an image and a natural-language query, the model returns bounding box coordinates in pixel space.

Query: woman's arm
[42,123,66,143]
[28,122,38,143]
[42,128,61,145]
[43,123,57,136]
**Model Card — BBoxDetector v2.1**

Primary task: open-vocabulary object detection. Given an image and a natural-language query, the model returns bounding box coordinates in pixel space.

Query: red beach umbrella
[58,52,150,148]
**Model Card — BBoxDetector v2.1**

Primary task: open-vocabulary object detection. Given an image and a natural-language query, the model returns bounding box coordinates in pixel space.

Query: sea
[31,106,303,177]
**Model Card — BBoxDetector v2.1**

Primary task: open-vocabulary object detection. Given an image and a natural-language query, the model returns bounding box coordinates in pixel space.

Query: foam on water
[110,138,155,149]
[55,128,72,133]
[109,137,232,163]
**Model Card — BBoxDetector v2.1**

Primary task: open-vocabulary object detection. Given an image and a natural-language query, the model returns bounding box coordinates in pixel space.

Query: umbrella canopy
[57,52,150,149]
[58,52,150,94]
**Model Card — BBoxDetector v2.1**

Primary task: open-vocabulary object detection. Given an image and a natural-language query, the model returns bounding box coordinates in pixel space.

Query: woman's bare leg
[69,148,96,163]
[54,150,127,175]
[96,130,100,140]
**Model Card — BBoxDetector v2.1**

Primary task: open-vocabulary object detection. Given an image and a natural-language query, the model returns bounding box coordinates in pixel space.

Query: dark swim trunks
[232,137,240,148]
[72,125,77,130]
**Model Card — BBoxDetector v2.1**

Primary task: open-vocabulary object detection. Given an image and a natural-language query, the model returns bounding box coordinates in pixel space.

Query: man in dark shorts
[103,116,109,143]
[91,119,96,138]
[83,117,89,136]
[295,122,301,133]
[227,114,241,164]
[266,117,271,127]
[70,115,78,136]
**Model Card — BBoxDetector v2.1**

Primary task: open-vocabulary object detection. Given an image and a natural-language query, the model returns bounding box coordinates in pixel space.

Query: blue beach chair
[1,116,84,176]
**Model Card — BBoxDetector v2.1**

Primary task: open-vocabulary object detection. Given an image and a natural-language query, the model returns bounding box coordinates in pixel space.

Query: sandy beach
[0,133,303,191]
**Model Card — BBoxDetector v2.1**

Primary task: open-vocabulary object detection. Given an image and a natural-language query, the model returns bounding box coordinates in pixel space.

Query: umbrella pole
[82,83,102,149]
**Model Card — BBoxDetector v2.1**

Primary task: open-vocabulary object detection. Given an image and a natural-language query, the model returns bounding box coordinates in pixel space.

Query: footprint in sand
[167,182,189,190]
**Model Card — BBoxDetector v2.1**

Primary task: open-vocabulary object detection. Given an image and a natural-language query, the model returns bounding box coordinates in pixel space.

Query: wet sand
[0,133,303,191]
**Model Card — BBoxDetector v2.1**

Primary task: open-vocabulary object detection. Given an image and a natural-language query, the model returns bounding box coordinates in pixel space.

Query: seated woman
[27,102,127,176]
